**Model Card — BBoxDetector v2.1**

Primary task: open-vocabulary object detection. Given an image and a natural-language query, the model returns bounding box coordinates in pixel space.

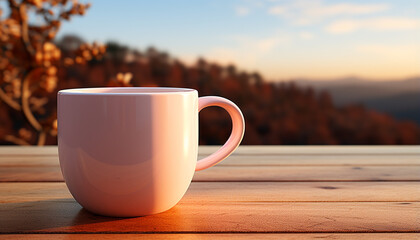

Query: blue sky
[58,0,420,81]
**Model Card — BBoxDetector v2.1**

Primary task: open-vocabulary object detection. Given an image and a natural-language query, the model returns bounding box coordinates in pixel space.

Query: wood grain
[0,182,418,234]
[193,165,420,182]
[2,154,420,167]
[0,146,57,156]
[1,233,418,240]
[198,146,420,155]
[0,146,419,156]
[1,165,419,182]
[1,146,418,238]
[217,154,420,166]
[1,182,419,204]
[0,200,418,233]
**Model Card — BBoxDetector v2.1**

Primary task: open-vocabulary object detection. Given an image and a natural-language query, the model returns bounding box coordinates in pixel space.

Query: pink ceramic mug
[58,87,244,217]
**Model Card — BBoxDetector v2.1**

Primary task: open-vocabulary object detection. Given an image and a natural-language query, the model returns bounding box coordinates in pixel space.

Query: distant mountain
[363,92,420,124]
[294,77,420,124]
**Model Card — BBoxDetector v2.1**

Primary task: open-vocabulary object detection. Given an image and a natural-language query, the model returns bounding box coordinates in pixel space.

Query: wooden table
[0,146,419,239]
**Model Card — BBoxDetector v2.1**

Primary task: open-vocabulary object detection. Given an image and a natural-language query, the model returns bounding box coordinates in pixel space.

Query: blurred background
[0,0,419,145]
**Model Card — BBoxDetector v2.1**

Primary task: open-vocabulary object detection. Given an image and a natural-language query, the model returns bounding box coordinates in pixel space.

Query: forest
[1,1,419,145]
[2,34,419,145]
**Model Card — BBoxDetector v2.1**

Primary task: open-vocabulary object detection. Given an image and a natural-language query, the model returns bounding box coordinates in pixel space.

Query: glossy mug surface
[58,87,244,217]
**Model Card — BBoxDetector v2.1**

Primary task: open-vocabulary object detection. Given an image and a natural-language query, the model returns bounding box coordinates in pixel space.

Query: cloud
[267,0,389,25]
[235,6,250,16]
[306,3,389,17]
[355,44,420,76]
[268,6,286,15]
[230,34,291,51]
[257,37,283,52]
[299,31,314,40]
[205,47,238,65]
[326,17,420,34]
[356,44,420,58]
[204,33,292,66]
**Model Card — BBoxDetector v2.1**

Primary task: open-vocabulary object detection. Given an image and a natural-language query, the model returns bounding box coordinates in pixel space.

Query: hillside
[363,92,420,124]
[1,37,419,145]
[295,77,420,124]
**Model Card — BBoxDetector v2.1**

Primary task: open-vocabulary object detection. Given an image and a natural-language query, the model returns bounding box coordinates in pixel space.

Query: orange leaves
[43,42,55,52]
[29,96,48,113]
[117,72,133,85]
[59,1,90,19]
[18,128,32,141]
[79,42,106,58]
[65,42,106,65]
[35,42,61,67]
[63,57,74,66]
[1,67,21,98]
[0,0,96,145]
[49,119,57,136]
[10,77,21,98]
[0,19,21,41]
[40,75,58,93]
[36,46,60,93]
[26,0,44,9]
[108,72,133,87]
[46,66,57,76]
[0,58,9,69]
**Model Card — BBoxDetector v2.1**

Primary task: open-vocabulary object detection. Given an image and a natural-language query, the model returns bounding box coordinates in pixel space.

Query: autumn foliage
[0,0,107,145]
[42,40,420,145]
[1,1,419,145]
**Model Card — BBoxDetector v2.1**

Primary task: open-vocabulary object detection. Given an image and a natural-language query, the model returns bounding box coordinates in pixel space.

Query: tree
[0,0,105,145]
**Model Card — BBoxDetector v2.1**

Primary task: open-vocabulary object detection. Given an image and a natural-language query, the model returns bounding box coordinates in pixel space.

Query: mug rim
[58,87,197,95]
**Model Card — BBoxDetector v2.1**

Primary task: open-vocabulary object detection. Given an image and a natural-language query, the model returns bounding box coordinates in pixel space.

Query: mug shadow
[0,198,183,233]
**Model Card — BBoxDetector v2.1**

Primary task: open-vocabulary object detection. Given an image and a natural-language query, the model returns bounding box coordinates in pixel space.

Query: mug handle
[196,96,245,171]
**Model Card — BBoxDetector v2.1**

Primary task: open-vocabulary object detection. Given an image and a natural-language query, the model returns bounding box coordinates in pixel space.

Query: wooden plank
[1,154,420,167]
[0,166,62,182]
[198,146,420,155]
[0,233,418,240]
[0,200,418,233]
[0,156,59,166]
[0,146,419,156]
[217,154,420,166]
[1,165,419,182]
[1,182,419,204]
[1,183,418,233]
[193,165,420,182]
[0,146,58,156]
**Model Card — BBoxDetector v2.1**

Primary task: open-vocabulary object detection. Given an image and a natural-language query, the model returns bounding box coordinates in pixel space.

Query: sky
[57,0,420,81]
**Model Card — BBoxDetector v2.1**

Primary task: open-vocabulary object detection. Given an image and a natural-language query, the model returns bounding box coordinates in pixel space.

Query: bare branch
[19,4,36,56]
[0,87,21,110]
[21,70,42,131]
[37,130,46,146]
[7,0,18,9]
[4,134,30,145]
